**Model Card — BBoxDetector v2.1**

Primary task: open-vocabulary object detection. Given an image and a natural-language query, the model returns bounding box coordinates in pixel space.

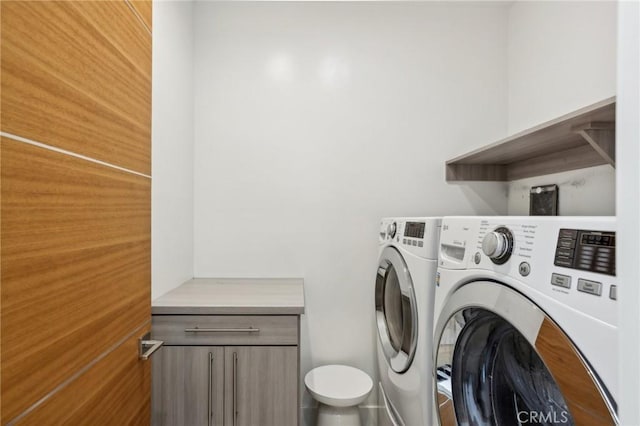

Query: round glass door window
[436,308,573,426]
[375,246,418,373]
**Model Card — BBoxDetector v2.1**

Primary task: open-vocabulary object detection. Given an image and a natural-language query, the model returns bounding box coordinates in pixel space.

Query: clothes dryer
[376,217,441,426]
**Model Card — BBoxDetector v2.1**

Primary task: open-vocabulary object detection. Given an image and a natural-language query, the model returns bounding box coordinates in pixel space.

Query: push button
[519,262,531,277]
[554,257,573,268]
[473,252,481,265]
[557,239,577,249]
[609,285,617,300]
[559,229,578,239]
[555,248,574,258]
[577,279,602,296]
[551,273,571,289]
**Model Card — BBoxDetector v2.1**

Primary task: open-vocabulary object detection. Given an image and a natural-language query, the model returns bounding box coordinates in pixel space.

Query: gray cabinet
[224,346,298,426]
[152,346,225,426]
[152,315,300,426]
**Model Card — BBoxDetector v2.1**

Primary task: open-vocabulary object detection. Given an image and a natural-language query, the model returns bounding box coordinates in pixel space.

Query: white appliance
[375,217,441,426]
[433,216,617,426]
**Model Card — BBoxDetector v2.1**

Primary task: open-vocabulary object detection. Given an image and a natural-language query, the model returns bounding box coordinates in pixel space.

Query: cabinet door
[225,346,298,426]
[152,346,225,426]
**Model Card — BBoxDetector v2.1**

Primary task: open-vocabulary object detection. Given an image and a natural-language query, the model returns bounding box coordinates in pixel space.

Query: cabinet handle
[184,327,260,333]
[233,352,238,426]
[208,352,213,426]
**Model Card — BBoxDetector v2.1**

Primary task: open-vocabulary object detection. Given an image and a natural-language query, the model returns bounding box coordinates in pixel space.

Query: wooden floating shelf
[446,97,616,182]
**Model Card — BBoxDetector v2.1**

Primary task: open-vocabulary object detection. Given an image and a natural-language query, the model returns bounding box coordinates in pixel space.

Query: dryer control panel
[379,217,441,260]
[555,229,616,276]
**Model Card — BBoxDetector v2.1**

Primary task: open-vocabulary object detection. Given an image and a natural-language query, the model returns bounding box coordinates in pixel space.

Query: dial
[481,227,514,264]
[387,222,397,239]
[482,232,506,257]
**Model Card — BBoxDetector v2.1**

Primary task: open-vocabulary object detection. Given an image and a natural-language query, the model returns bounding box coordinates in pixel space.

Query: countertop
[151,278,305,315]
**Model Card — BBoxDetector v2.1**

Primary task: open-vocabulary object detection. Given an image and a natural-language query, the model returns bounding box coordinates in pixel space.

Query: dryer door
[375,246,418,373]
[434,281,617,426]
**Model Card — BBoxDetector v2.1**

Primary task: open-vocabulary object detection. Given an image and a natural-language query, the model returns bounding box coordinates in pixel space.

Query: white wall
[507,0,617,134]
[507,165,615,216]
[152,1,194,300]
[616,1,640,424]
[506,1,617,216]
[192,1,509,415]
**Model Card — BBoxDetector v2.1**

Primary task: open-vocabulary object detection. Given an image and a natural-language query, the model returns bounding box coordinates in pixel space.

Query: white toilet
[305,364,373,426]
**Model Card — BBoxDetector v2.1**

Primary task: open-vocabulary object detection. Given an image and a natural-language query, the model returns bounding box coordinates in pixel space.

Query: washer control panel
[554,229,616,276]
[438,216,617,327]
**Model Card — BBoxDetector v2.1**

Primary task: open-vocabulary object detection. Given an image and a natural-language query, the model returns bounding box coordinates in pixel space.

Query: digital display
[554,229,615,276]
[404,222,425,239]
[580,232,615,247]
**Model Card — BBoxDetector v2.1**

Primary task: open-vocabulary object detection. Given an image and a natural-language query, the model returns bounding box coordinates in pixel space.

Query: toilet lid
[304,365,373,400]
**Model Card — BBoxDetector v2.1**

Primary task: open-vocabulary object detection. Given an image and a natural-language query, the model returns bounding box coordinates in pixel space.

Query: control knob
[482,227,514,264]
[387,222,397,239]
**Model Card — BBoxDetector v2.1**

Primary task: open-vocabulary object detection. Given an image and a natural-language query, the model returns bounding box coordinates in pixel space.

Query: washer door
[375,246,418,373]
[434,281,617,426]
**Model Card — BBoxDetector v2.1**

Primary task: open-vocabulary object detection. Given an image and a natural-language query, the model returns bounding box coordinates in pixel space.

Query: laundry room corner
[151,0,196,300]
[3,0,638,424]
[190,3,510,424]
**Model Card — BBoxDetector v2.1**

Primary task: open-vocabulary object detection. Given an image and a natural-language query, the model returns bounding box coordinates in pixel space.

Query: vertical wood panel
[13,325,152,425]
[536,318,615,425]
[127,0,153,32]
[1,0,152,422]
[436,393,456,426]
[1,138,151,423]
[1,1,152,175]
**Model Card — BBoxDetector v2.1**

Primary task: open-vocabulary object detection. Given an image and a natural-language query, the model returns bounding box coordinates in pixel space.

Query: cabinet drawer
[152,315,298,346]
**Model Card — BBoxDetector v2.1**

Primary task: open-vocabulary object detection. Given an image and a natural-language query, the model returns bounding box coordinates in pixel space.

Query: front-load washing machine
[375,217,441,426]
[433,216,617,426]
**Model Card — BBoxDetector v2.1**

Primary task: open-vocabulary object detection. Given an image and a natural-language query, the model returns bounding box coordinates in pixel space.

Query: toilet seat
[304,365,373,407]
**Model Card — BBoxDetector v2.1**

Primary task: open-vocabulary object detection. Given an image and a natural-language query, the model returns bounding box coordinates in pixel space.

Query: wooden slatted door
[1,1,153,424]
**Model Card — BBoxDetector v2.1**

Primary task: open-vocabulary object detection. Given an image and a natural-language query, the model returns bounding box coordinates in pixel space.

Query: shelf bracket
[573,121,615,167]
